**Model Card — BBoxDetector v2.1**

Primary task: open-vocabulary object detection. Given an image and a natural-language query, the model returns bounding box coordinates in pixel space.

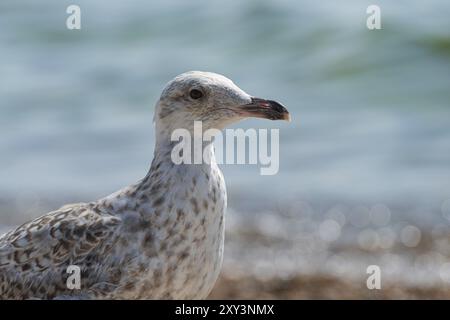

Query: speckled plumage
[0,71,289,299]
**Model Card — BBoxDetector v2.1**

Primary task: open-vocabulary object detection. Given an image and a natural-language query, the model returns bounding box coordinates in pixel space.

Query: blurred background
[1,0,450,298]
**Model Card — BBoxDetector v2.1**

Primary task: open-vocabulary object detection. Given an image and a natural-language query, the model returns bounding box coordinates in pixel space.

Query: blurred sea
[1,0,450,290]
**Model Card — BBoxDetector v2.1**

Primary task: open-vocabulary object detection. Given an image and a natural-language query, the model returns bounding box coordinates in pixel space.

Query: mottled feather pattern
[0,147,226,299]
[0,204,121,298]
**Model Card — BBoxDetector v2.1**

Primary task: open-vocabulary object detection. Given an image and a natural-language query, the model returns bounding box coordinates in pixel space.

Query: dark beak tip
[245,97,291,122]
[267,100,291,122]
[283,112,292,122]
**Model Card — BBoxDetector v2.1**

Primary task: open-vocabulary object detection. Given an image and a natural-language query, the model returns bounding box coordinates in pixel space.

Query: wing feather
[0,203,121,298]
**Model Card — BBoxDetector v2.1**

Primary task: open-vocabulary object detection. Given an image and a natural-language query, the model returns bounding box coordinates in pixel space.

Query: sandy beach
[210,272,450,299]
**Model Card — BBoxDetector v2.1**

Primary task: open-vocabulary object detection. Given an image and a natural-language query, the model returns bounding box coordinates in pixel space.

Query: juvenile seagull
[0,71,290,299]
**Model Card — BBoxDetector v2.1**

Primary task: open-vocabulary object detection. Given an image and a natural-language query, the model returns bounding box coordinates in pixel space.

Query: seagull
[0,71,290,299]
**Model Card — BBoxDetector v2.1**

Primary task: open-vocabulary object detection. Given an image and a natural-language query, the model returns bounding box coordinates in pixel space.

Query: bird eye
[189,89,203,100]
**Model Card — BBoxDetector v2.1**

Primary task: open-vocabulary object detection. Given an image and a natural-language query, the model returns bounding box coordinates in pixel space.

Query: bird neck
[153,124,217,169]
[153,141,216,169]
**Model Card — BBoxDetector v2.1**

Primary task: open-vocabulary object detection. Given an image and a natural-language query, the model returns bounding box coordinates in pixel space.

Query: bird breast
[105,159,227,299]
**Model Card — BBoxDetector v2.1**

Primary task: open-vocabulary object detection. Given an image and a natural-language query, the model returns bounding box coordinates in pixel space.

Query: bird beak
[238,97,291,122]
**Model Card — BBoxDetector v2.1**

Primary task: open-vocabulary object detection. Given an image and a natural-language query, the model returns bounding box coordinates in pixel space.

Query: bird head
[154,71,290,135]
